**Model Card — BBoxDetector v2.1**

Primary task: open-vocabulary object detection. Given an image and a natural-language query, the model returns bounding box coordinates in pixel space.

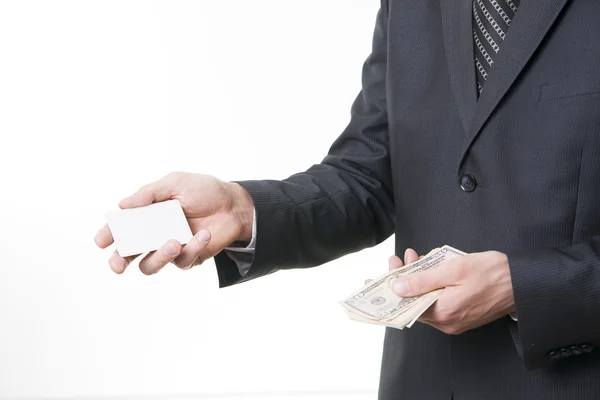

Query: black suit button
[581,344,594,354]
[547,351,562,361]
[460,174,477,192]
[559,348,572,358]
[570,345,583,356]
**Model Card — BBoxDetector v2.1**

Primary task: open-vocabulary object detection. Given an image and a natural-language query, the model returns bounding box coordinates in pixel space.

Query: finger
[95,224,114,249]
[173,230,211,270]
[417,286,461,324]
[418,299,443,323]
[138,240,182,275]
[392,261,460,297]
[119,174,179,209]
[419,314,498,335]
[418,320,463,335]
[193,216,246,266]
[389,255,404,271]
[109,250,138,274]
[417,297,459,331]
[404,248,419,264]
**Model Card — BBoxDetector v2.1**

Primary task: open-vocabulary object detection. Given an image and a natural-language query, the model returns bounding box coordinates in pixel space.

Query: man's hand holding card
[94,172,254,275]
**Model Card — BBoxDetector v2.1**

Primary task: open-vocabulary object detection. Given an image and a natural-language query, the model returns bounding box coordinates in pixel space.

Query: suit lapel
[458,0,570,167]
[441,0,478,134]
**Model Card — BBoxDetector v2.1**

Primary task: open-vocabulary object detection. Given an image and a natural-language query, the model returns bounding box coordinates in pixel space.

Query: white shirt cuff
[223,208,256,276]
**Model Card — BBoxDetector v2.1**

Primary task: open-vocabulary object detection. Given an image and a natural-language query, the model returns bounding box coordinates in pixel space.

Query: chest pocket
[539,75,600,102]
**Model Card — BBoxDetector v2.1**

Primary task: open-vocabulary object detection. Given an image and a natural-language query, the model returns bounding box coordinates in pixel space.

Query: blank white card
[106,200,193,257]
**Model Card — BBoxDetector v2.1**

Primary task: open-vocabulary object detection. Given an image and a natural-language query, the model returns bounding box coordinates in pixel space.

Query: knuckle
[195,257,206,266]
[181,259,196,270]
[434,309,455,324]
[489,250,503,259]
[436,314,452,325]
[450,260,468,279]
[409,275,423,292]
[411,272,434,293]
[167,171,186,181]
[442,325,462,335]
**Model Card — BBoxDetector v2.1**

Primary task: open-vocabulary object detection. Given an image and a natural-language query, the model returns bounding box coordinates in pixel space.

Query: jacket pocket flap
[539,76,600,101]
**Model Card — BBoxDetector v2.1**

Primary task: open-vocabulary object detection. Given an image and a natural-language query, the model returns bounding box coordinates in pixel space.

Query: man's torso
[381,0,600,398]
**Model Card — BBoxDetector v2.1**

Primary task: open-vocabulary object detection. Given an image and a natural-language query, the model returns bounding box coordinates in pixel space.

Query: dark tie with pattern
[472,0,521,94]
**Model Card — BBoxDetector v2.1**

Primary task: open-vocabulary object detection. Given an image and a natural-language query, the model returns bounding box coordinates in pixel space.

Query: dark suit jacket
[214,0,600,398]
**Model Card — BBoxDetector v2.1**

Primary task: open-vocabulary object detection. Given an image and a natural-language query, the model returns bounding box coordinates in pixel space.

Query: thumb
[194,216,246,265]
[392,268,450,297]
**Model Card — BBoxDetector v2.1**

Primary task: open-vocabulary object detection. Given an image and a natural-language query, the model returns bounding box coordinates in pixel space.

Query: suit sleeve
[507,239,600,369]
[213,1,394,288]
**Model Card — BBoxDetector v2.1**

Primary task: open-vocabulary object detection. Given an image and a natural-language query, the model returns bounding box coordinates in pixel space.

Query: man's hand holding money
[390,250,516,335]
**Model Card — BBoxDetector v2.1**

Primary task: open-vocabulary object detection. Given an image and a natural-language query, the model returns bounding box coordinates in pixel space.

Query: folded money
[340,245,466,329]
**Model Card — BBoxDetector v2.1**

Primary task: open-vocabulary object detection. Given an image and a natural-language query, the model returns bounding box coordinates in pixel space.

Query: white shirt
[223,208,256,276]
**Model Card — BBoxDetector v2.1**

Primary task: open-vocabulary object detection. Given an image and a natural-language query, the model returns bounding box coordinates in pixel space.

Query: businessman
[95,0,600,398]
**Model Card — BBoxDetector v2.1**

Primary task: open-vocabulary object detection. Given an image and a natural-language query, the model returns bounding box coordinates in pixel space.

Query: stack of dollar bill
[340,245,466,329]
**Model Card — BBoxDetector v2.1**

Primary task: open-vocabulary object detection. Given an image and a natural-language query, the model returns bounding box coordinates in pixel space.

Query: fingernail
[393,279,410,296]
[196,230,211,244]
[164,243,179,257]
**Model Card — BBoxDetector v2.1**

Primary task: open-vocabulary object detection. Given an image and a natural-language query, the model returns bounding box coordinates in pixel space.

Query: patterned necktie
[472,0,521,94]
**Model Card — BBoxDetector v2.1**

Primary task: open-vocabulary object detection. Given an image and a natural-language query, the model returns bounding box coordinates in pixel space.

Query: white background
[0,1,394,399]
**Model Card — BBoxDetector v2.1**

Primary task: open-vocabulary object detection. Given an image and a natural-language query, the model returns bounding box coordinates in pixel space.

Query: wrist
[228,182,254,243]
[498,252,517,315]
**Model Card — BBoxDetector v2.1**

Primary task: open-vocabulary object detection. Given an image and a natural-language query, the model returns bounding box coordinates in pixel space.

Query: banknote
[340,246,466,322]
[345,288,442,329]
[391,289,444,328]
